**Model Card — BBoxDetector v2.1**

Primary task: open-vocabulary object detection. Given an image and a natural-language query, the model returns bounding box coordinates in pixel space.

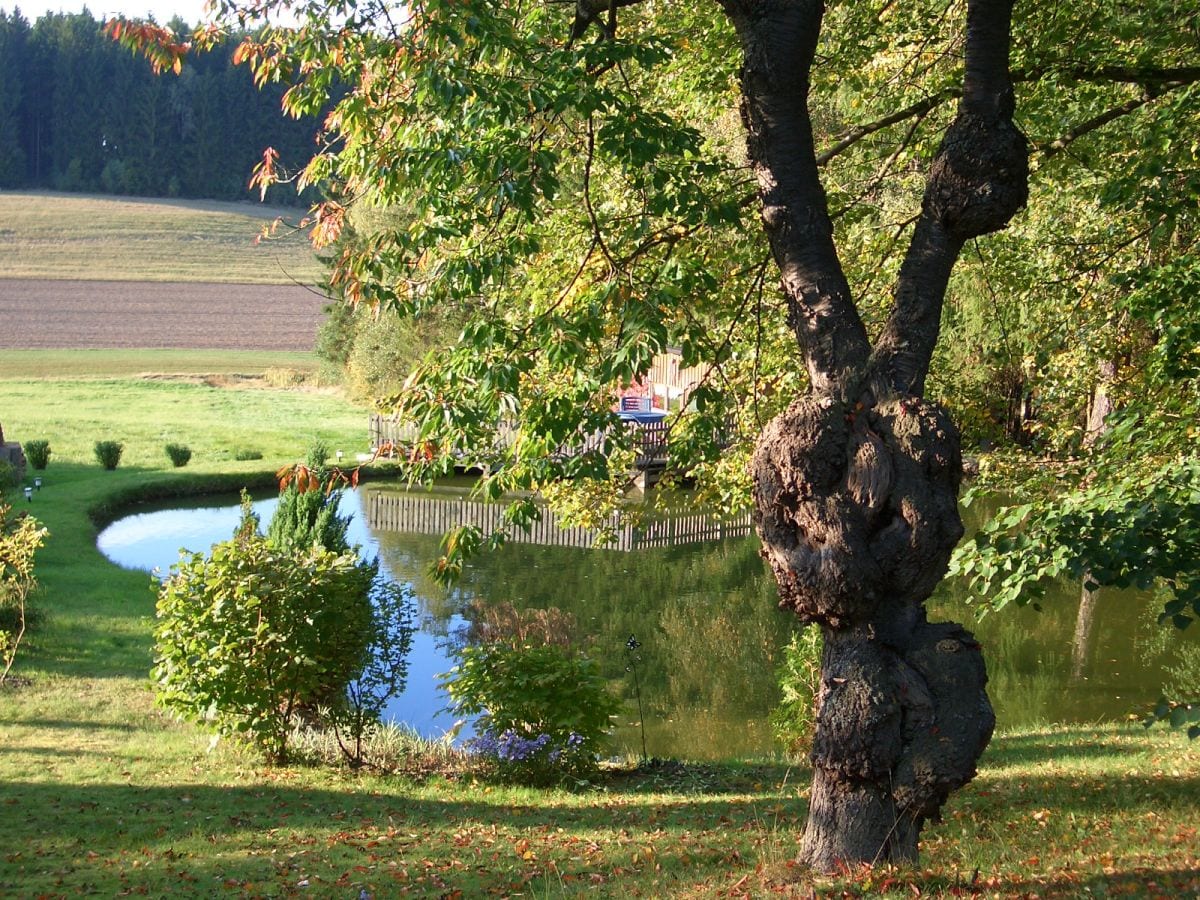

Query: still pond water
[97,483,1200,760]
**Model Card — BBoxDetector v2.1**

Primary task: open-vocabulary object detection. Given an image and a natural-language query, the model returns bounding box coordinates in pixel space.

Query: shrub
[94,440,124,470]
[233,448,263,461]
[0,461,16,493]
[770,625,823,757]
[442,642,621,785]
[1,503,49,684]
[327,578,416,768]
[22,440,51,471]
[267,481,351,553]
[266,443,346,549]
[164,443,192,468]
[153,532,376,763]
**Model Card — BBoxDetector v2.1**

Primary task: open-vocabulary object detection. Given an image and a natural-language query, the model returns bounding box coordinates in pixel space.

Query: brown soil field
[0,278,327,351]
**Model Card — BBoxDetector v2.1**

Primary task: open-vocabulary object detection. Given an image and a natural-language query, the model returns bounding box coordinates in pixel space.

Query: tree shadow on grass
[876,866,1200,900]
[981,727,1154,770]
[1,779,806,897]
[5,747,1199,898]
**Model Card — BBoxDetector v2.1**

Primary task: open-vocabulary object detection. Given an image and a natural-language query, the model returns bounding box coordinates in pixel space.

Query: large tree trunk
[719,0,1026,871]
[753,395,993,867]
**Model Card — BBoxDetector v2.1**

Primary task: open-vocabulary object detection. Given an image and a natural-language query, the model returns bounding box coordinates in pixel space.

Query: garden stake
[625,635,648,762]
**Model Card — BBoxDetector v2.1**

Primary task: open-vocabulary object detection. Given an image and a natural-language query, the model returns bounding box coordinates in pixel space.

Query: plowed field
[0,279,326,351]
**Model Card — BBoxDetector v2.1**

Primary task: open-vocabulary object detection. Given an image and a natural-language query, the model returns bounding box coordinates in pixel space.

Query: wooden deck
[363,489,753,552]
[369,413,673,473]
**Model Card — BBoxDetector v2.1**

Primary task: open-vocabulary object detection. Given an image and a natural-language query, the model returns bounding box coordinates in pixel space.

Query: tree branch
[817,65,1200,167]
[872,0,1028,396]
[720,0,872,396]
[1037,78,1195,159]
[817,89,958,166]
[561,0,646,43]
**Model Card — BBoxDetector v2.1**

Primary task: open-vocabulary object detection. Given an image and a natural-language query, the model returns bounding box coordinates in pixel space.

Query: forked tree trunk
[717,0,1027,871]
[753,395,993,867]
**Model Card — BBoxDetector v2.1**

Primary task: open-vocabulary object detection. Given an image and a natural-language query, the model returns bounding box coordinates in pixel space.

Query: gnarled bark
[753,394,993,868]
[724,0,1024,872]
[582,0,1027,872]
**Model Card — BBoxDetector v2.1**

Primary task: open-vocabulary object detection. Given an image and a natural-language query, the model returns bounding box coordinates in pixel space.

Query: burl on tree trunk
[721,0,1026,872]
[754,395,992,867]
[576,0,1025,871]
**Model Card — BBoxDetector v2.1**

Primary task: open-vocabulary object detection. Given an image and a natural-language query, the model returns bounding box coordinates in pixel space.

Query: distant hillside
[0,192,324,285]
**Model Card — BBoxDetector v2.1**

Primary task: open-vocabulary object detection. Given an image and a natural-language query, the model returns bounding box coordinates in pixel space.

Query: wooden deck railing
[363,488,753,552]
[369,414,680,470]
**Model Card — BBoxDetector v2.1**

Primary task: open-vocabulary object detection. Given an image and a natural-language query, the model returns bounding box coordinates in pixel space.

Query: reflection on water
[97,484,1200,760]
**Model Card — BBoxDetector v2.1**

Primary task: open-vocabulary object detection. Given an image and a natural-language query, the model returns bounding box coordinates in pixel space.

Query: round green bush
[22,440,51,471]
[153,533,375,763]
[94,440,124,470]
[443,642,622,784]
[164,443,192,468]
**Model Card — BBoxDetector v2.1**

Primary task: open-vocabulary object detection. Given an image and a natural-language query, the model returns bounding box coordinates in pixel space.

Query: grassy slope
[0,191,323,285]
[2,377,1199,898]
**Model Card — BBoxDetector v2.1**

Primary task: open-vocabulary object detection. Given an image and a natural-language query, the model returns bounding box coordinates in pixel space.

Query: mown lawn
[0,191,322,284]
[2,374,1199,898]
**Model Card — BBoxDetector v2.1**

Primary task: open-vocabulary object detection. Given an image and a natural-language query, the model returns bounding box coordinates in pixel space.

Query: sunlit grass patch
[0,191,321,284]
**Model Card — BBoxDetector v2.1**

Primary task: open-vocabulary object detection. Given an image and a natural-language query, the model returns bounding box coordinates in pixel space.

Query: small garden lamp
[336,449,344,463]
[23,486,33,502]
[34,476,42,490]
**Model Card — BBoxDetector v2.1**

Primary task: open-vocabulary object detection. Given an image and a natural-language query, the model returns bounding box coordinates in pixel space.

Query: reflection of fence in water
[363,490,752,552]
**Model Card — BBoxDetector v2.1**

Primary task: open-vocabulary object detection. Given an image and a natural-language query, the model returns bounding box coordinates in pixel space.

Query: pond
[97,483,1200,760]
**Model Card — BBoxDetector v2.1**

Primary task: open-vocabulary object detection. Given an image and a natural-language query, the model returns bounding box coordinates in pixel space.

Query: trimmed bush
[22,440,51,471]
[233,448,263,461]
[164,443,192,468]
[94,440,124,470]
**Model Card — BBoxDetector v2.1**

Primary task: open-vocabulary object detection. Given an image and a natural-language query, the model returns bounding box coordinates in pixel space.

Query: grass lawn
[2,374,1199,897]
[0,350,321,380]
[0,191,323,285]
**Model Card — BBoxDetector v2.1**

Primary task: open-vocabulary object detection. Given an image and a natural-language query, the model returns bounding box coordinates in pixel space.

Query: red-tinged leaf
[310,201,346,250]
[249,147,280,200]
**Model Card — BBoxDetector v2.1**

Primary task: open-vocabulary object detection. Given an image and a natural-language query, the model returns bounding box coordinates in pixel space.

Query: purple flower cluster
[469,728,586,765]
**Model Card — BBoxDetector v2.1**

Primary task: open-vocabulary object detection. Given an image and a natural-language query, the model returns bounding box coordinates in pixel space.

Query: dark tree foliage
[0,8,322,203]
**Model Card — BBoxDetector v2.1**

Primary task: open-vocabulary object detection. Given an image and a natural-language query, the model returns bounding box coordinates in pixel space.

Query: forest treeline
[0,8,320,204]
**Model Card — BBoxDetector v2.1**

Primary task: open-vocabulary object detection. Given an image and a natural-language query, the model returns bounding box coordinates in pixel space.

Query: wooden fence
[363,489,753,552]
